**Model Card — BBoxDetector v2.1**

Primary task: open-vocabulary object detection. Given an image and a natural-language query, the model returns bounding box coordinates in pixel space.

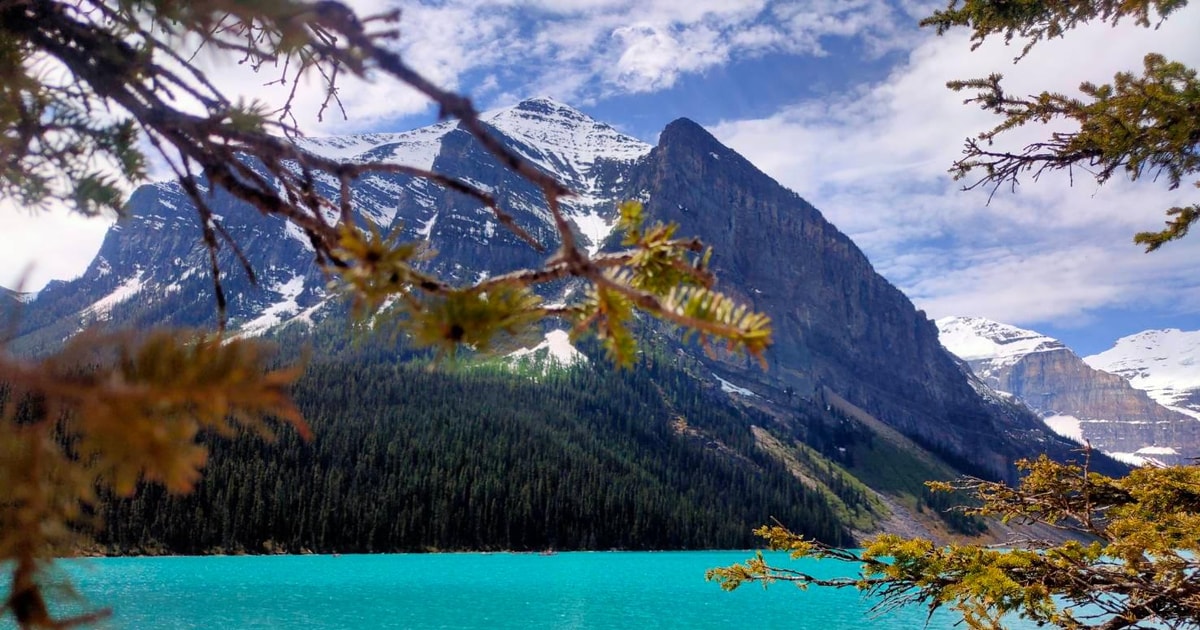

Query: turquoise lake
[24,552,1038,629]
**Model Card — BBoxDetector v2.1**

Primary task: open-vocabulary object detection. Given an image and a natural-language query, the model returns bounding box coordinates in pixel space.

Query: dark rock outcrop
[625,119,1088,479]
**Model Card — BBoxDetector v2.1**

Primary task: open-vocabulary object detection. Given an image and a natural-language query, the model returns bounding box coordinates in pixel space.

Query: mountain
[625,118,1087,479]
[10,97,1113,549]
[937,316,1200,465]
[1086,329,1200,423]
[97,356,861,553]
[10,98,651,353]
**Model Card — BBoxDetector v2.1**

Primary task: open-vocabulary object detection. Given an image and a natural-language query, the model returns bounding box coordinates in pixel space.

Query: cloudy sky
[5,0,1199,355]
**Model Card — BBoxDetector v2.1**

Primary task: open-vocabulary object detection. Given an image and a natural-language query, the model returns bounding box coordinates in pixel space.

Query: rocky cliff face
[938,317,1200,465]
[626,120,1083,479]
[14,99,1091,481]
[12,98,649,352]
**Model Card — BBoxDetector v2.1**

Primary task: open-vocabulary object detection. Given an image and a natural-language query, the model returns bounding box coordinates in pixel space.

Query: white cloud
[372,0,911,103]
[0,200,112,291]
[712,4,1200,329]
[610,23,727,91]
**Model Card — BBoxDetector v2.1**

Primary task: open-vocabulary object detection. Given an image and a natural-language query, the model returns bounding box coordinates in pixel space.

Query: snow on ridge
[936,316,1065,364]
[293,132,396,161]
[479,98,651,255]
[508,329,587,367]
[1084,329,1200,414]
[482,98,652,177]
[238,274,306,337]
[293,120,456,170]
[1043,414,1084,443]
[84,274,144,320]
[294,99,651,176]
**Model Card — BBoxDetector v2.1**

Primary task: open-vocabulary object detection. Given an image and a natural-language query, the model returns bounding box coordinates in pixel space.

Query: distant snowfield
[935,316,1064,367]
[1085,329,1200,421]
[508,329,587,367]
[938,316,1200,466]
[714,374,758,398]
[1043,414,1083,443]
[84,273,144,320]
[238,274,306,337]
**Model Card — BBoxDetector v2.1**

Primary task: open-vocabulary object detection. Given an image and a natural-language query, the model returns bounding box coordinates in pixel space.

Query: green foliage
[924,0,1200,250]
[96,354,852,553]
[577,201,771,366]
[921,1,1189,58]
[330,223,434,317]
[1,3,773,628]
[405,285,545,356]
[710,455,1200,630]
[0,330,304,628]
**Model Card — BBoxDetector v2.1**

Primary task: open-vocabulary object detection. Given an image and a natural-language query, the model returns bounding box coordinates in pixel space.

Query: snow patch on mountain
[417,211,439,240]
[283,221,315,251]
[1107,446,1175,467]
[715,374,758,398]
[84,274,144,320]
[508,329,586,366]
[1043,414,1084,443]
[568,208,612,257]
[290,299,329,328]
[936,316,1065,367]
[1085,329,1200,420]
[238,274,305,337]
[483,97,651,178]
[1107,452,1157,467]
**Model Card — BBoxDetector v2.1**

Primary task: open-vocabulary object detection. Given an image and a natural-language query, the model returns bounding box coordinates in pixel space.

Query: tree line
[96,354,859,554]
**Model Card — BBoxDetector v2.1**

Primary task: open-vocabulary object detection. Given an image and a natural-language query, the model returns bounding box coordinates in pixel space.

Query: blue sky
[3,0,1199,356]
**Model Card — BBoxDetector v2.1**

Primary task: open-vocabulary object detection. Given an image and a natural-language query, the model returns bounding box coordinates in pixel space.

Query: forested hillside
[97,353,863,553]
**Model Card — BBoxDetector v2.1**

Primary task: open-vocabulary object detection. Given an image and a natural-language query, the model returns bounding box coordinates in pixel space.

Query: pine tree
[0,2,772,627]
[710,4,1200,627]
[922,0,1199,250]
[710,454,1200,630]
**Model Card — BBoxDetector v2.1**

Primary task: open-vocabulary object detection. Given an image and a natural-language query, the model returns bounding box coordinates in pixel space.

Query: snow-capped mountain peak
[1085,329,1200,420]
[293,98,650,178]
[937,316,1200,466]
[293,120,459,170]
[478,98,652,256]
[935,316,1065,366]
[292,98,650,257]
[482,98,652,174]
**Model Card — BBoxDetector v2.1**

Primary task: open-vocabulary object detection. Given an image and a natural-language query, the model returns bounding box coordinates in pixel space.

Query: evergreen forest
[95,351,867,554]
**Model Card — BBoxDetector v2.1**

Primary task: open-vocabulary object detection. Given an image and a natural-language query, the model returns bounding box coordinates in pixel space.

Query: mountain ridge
[10,99,1116,550]
[937,316,1200,465]
[1085,329,1200,422]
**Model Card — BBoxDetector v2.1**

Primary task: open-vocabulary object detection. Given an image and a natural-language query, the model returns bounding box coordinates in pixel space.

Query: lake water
[25,552,1038,629]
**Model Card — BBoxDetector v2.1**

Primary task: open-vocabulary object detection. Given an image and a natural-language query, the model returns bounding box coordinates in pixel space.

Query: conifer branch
[947,54,1200,251]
